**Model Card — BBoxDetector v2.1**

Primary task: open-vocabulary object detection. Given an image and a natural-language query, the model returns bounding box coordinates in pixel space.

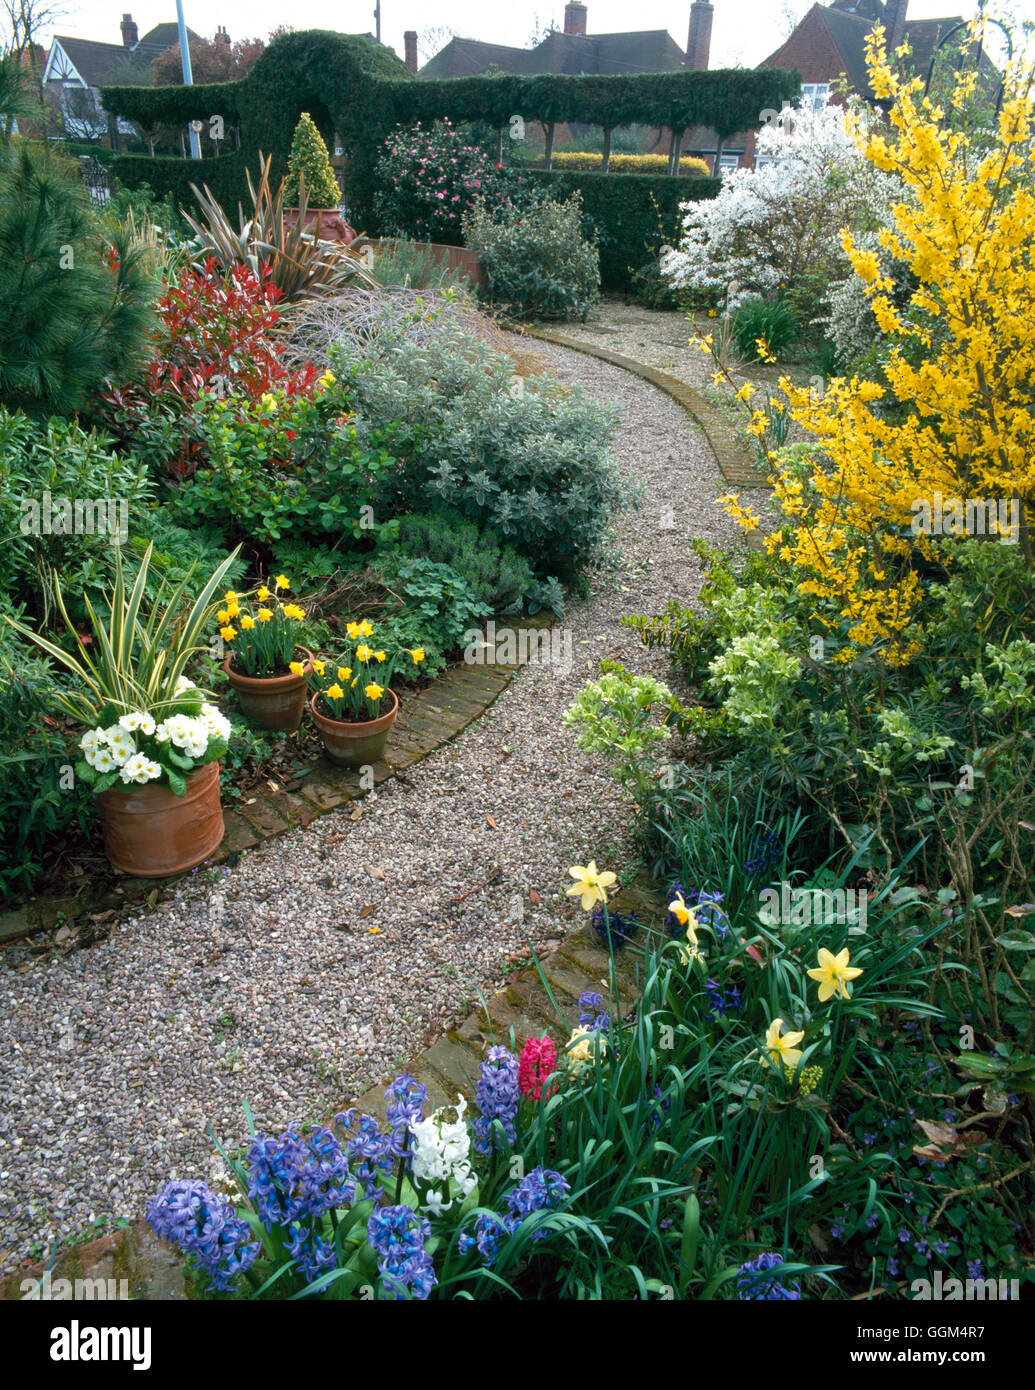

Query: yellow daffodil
[223,591,237,604]
[668,891,694,931]
[807,947,863,1002]
[365,682,384,701]
[217,609,229,625]
[288,661,305,677]
[257,585,271,602]
[257,608,273,623]
[219,625,236,642]
[337,667,351,682]
[286,604,305,620]
[227,601,240,619]
[356,644,373,662]
[240,615,255,631]
[411,648,426,664]
[566,861,617,912]
[763,1019,805,1072]
[345,621,360,639]
[326,683,344,700]
[275,574,290,590]
[312,660,326,675]
[373,650,386,663]
[358,620,374,637]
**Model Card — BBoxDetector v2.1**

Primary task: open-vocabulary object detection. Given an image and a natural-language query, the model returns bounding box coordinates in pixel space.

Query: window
[801,82,831,112]
[718,152,743,175]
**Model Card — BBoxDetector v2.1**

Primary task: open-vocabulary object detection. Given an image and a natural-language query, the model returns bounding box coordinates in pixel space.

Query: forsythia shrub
[727,30,1035,665]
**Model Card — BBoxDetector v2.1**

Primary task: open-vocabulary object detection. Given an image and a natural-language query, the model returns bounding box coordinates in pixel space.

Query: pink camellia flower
[519,1035,557,1100]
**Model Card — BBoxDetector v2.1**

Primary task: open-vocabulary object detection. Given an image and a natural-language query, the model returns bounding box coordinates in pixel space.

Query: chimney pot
[120,12,139,47]
[685,0,714,71]
[564,3,587,37]
[404,30,418,74]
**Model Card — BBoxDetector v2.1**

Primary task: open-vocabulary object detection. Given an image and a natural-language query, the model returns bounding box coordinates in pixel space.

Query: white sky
[37,0,1012,72]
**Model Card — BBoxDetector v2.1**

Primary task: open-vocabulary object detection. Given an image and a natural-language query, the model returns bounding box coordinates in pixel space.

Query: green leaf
[166,768,187,797]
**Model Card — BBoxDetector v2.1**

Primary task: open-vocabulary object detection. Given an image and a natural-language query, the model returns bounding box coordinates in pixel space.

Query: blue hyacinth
[578,990,611,1032]
[147,1179,260,1294]
[246,1123,355,1228]
[367,1204,437,1300]
[459,1166,569,1266]
[471,1046,520,1155]
[735,1251,802,1300]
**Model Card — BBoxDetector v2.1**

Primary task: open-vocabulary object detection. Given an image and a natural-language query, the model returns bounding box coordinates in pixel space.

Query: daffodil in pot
[5,543,240,878]
[219,575,313,732]
[306,620,426,767]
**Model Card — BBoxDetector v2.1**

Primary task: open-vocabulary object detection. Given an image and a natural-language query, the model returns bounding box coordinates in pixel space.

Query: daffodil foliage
[732,27,1035,666]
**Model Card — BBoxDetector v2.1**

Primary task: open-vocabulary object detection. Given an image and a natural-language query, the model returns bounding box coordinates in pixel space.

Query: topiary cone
[285,112,341,208]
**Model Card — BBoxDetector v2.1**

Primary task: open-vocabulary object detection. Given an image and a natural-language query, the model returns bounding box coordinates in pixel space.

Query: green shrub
[0,612,92,906]
[375,555,490,672]
[333,327,624,582]
[390,508,546,614]
[730,296,800,361]
[0,408,155,628]
[463,192,599,322]
[367,239,467,290]
[0,144,156,416]
[284,112,341,207]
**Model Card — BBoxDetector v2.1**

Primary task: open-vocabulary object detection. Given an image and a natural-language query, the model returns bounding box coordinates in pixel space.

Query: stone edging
[519,324,770,492]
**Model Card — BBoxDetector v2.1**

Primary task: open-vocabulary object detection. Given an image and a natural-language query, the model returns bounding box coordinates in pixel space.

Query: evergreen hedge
[102,29,798,228]
[525,169,720,289]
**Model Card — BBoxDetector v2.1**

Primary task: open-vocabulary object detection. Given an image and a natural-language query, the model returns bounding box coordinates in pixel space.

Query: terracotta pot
[282,206,356,245]
[224,646,314,732]
[95,760,224,878]
[310,688,399,768]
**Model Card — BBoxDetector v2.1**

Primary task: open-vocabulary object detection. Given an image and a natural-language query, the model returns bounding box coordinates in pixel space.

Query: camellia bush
[372,119,519,245]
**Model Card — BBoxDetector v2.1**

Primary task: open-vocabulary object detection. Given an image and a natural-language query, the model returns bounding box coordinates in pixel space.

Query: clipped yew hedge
[102,29,797,228]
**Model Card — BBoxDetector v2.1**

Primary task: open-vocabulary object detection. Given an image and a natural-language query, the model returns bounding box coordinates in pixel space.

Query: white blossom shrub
[661,102,900,323]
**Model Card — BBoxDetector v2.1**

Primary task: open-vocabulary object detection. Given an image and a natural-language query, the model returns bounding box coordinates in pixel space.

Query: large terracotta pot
[282,207,356,245]
[95,760,224,878]
[224,646,314,732]
[310,688,399,768]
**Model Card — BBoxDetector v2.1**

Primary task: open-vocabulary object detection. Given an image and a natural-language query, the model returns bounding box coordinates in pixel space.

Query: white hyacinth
[409,1097,478,1213]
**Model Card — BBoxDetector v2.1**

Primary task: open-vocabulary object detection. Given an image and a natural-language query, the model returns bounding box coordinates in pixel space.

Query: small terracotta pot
[224,646,314,732]
[310,688,399,768]
[95,760,224,878]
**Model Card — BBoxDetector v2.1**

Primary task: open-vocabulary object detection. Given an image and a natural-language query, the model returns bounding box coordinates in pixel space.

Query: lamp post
[175,0,202,157]
[374,2,381,43]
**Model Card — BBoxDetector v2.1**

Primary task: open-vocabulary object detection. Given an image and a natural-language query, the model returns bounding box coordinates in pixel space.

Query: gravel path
[0,339,740,1273]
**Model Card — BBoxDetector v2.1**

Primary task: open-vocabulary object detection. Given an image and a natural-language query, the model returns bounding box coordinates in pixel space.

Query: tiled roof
[48,23,202,88]
[419,29,685,80]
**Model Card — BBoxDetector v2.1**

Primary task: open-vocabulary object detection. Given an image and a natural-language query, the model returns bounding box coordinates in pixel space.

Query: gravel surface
[0,338,740,1273]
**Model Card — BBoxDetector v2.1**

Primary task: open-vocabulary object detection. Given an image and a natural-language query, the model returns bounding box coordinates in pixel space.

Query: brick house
[685,0,992,174]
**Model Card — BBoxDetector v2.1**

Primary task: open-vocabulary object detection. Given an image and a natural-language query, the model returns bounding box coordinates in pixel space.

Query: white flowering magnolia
[409,1097,478,1214]
[661,101,900,319]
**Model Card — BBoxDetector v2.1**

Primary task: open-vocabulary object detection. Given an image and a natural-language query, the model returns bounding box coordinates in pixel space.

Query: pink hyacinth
[519,1035,557,1100]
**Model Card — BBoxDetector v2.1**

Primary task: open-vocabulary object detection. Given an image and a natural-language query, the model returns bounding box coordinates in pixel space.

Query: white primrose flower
[79,727,104,758]
[120,753,163,785]
[104,726,137,766]
[199,703,232,741]
[118,711,157,736]
[174,675,196,695]
[90,746,117,773]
